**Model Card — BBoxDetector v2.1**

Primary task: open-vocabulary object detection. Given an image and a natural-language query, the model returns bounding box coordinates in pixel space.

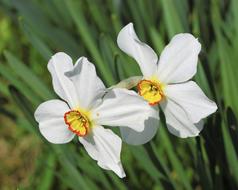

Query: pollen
[64,110,91,137]
[137,79,164,105]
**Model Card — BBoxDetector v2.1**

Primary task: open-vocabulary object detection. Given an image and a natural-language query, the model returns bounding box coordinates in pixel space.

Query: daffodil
[34,52,157,178]
[117,23,217,144]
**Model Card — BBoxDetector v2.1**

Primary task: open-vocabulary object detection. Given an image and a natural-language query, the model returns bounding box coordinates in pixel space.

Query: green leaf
[4,51,54,100]
[222,119,238,186]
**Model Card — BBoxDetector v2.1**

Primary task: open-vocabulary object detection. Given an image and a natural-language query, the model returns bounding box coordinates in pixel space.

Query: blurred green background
[0,0,238,189]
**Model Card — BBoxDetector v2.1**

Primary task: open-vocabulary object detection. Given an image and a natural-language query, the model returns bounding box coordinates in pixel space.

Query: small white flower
[34,52,157,177]
[117,23,217,144]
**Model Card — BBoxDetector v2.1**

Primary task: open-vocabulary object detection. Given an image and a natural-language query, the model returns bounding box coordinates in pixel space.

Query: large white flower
[117,23,217,144]
[34,52,157,178]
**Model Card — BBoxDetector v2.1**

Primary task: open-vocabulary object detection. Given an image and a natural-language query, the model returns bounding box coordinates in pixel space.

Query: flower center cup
[64,110,91,137]
[137,79,164,105]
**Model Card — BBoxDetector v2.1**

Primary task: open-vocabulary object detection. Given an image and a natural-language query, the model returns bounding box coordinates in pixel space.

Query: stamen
[137,79,164,105]
[64,110,90,137]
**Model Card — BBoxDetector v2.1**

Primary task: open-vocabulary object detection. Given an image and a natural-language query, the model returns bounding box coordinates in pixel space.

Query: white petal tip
[47,52,72,71]
[119,172,126,178]
[209,102,218,116]
[115,162,126,178]
[49,52,71,63]
[174,33,201,46]
[167,120,204,139]
[213,103,218,112]
[78,56,88,62]
[179,134,199,138]
[52,52,68,57]
[126,22,133,26]
[124,22,133,28]
[169,128,200,138]
[117,23,134,43]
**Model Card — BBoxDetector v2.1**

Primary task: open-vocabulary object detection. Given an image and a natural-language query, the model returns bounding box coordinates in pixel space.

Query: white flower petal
[92,88,158,132]
[166,120,204,138]
[117,23,158,77]
[48,52,79,108]
[65,57,105,109]
[161,99,203,138]
[79,126,125,178]
[164,81,217,123]
[34,99,74,144]
[120,117,159,145]
[157,34,201,84]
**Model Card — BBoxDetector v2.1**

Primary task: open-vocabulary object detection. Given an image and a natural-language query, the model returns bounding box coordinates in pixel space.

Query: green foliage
[0,0,238,189]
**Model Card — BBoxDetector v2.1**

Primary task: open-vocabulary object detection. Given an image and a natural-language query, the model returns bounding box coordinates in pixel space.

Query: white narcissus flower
[117,23,217,144]
[34,52,158,178]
